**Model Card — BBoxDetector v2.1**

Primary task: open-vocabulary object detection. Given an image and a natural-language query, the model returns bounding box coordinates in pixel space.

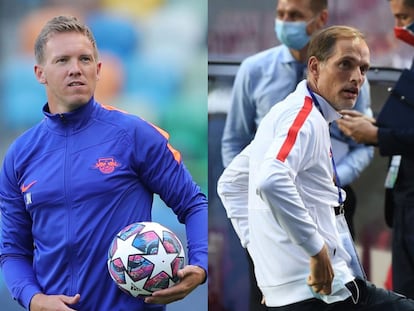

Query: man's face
[276,0,325,33]
[311,37,370,111]
[389,0,414,27]
[35,32,101,114]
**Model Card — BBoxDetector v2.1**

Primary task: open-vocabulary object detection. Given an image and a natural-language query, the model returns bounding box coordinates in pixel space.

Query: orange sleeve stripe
[100,103,182,163]
[100,103,127,113]
[276,96,313,162]
[150,124,182,164]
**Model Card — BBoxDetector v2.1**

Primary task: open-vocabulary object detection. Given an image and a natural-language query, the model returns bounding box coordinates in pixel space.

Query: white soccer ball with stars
[107,221,186,297]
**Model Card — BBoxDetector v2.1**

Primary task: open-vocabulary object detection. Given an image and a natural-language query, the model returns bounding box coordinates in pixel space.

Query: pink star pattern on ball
[142,239,178,279]
[112,233,141,268]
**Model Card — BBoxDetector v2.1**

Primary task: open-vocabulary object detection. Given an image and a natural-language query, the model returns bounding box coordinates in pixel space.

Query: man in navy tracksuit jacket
[0,16,207,311]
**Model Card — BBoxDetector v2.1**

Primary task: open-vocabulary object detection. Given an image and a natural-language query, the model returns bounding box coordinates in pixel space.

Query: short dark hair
[34,15,98,64]
[404,0,414,7]
[388,0,414,8]
[309,0,328,14]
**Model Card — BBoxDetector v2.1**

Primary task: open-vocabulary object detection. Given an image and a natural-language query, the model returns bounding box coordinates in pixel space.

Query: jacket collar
[300,81,342,123]
[43,97,97,134]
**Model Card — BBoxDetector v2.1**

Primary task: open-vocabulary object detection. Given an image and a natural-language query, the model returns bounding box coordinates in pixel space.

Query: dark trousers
[392,196,414,298]
[267,278,414,310]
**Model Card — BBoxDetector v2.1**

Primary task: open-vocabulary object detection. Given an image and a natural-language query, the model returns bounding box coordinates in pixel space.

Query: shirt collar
[280,45,297,64]
[312,92,342,123]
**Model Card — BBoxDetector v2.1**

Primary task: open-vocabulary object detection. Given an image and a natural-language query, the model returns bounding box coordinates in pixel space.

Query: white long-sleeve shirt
[217,81,354,307]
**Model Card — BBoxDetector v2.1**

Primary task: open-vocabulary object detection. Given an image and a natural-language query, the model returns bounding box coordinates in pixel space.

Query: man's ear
[308,56,320,79]
[34,64,46,84]
[317,9,329,28]
[96,61,102,81]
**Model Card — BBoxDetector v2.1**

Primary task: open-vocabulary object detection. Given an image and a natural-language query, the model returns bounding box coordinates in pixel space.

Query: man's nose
[69,60,81,75]
[351,68,364,85]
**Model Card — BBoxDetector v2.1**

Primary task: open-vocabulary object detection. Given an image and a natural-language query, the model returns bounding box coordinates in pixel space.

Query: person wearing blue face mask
[222,0,373,238]
[221,1,374,309]
[274,15,317,50]
[338,0,414,299]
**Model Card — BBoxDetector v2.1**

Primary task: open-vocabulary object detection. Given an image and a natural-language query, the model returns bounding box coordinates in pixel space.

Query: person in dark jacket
[338,0,414,298]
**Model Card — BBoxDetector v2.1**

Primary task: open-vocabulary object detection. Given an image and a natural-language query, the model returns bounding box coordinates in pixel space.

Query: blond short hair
[34,15,98,64]
[307,25,366,63]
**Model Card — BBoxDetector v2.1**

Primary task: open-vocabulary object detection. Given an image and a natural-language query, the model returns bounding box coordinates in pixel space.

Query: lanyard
[306,84,344,206]
[306,86,367,280]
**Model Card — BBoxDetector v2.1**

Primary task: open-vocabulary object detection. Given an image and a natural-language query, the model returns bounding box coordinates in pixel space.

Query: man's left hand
[144,265,206,305]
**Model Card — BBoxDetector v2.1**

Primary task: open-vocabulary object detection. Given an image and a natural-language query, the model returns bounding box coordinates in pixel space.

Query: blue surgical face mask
[275,18,312,50]
[307,269,353,304]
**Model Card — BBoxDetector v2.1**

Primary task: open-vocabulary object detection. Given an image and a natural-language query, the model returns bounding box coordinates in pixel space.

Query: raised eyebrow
[337,56,357,64]
[54,54,68,59]
[52,55,68,62]
[79,54,93,59]
[338,55,363,64]
[337,56,369,70]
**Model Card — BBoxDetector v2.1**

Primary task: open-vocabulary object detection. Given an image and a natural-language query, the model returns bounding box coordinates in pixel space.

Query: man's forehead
[45,32,94,53]
[277,0,311,12]
[332,38,369,56]
[46,31,90,44]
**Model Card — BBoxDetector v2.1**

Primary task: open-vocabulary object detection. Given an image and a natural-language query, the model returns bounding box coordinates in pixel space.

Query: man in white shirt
[218,25,414,310]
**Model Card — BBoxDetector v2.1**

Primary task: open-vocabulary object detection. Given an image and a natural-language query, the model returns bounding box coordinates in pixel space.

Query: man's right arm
[0,254,42,309]
[0,153,42,309]
[217,145,251,247]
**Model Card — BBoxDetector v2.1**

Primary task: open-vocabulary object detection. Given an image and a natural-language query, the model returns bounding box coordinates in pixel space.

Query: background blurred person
[337,0,414,298]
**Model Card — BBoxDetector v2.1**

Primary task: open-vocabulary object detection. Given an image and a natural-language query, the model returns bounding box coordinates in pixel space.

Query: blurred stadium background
[0,0,207,310]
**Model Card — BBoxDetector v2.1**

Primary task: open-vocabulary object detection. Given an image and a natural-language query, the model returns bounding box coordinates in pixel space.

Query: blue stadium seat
[86,12,140,60]
[1,56,45,130]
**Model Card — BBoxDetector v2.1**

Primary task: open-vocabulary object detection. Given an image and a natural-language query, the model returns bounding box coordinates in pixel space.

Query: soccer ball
[107,221,186,297]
